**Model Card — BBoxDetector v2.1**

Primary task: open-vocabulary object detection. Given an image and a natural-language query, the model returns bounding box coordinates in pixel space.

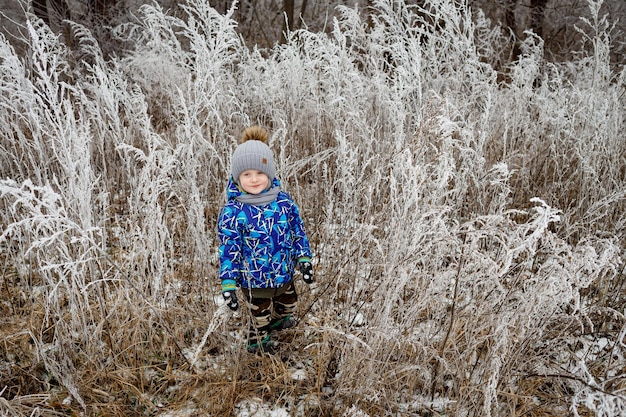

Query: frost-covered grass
[1,0,625,416]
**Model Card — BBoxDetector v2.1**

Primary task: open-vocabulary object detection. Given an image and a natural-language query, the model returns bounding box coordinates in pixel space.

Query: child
[218,125,313,354]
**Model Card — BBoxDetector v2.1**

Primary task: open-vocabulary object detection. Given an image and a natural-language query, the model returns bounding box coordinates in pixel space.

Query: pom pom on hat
[231,126,276,185]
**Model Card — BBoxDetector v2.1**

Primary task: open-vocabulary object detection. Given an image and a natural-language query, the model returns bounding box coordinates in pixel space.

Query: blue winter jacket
[218,178,312,290]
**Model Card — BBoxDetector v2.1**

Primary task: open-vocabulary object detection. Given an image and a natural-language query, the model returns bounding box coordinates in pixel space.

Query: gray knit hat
[230,139,276,185]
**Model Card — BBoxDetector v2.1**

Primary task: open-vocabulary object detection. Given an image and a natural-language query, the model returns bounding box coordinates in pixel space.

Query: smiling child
[217,125,313,354]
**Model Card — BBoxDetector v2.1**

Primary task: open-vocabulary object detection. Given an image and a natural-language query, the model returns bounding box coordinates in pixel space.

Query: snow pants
[241,280,298,348]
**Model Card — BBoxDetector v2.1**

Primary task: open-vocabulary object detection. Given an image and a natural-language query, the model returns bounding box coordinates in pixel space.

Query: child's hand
[222,291,239,311]
[298,261,313,284]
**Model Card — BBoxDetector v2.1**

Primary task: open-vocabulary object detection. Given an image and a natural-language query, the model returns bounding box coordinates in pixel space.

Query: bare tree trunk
[281,0,294,44]
[298,0,308,30]
[31,0,72,45]
[501,0,521,61]
[32,0,50,24]
[529,0,547,38]
[502,0,517,34]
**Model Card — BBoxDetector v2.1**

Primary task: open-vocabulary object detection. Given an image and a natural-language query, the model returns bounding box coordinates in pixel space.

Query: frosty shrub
[0,0,624,416]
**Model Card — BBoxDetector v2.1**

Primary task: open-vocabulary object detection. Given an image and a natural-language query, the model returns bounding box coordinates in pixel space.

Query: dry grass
[1,0,625,416]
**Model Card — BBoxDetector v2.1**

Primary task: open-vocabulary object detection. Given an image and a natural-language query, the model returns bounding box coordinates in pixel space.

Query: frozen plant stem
[94,245,195,372]
[431,232,466,401]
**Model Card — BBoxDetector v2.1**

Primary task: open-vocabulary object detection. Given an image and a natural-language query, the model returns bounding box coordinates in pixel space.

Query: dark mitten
[222,291,239,311]
[298,261,313,284]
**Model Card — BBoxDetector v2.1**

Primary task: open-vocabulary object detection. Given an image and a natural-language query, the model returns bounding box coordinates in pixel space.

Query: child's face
[238,170,270,194]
